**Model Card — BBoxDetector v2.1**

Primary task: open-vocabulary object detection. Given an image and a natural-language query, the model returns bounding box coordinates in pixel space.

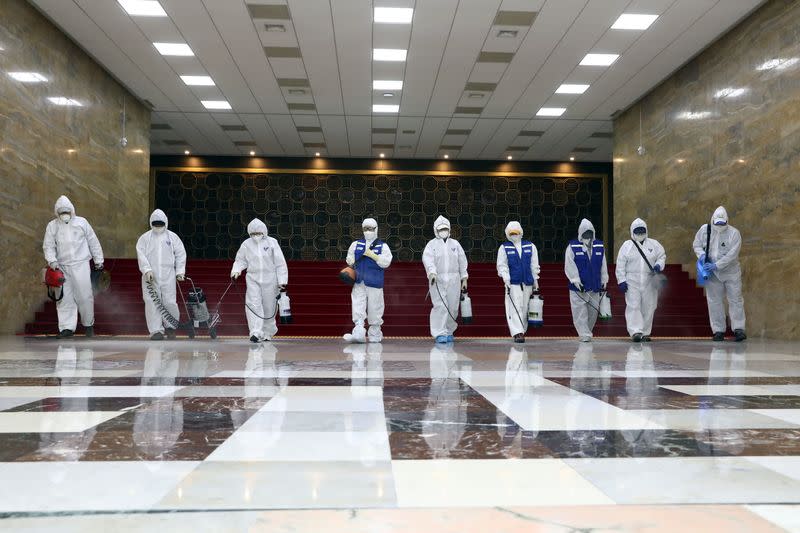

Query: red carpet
[24,259,712,338]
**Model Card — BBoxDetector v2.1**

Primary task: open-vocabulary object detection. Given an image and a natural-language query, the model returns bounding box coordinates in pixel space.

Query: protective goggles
[633,227,647,235]
[151,221,166,227]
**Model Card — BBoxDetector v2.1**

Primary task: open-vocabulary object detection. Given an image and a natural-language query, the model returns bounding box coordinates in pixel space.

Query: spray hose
[145,278,183,329]
[506,285,528,333]
[433,279,459,323]
[574,289,604,315]
[236,278,280,320]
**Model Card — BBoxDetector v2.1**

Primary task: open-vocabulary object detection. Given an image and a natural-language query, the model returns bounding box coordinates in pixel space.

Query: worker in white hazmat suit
[564,219,608,342]
[43,195,104,338]
[497,221,540,343]
[615,218,666,342]
[423,215,468,343]
[344,218,393,343]
[231,219,288,343]
[136,209,187,341]
[692,206,746,342]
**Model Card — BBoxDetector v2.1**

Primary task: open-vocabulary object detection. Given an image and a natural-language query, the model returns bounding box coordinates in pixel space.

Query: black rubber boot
[642,335,652,342]
[165,328,176,340]
[632,333,643,342]
[150,332,164,341]
[84,326,94,338]
[712,332,725,341]
[513,333,525,344]
[734,329,747,342]
[250,335,260,343]
[57,329,74,339]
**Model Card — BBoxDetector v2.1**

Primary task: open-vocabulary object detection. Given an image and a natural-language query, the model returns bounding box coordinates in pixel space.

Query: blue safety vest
[503,240,535,286]
[354,239,385,288]
[568,239,604,292]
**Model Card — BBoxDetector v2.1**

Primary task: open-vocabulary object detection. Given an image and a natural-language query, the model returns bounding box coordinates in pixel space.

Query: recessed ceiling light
[497,30,518,38]
[536,107,566,117]
[8,72,47,83]
[374,7,413,24]
[737,159,746,163]
[264,24,286,32]
[67,149,76,154]
[48,97,82,106]
[506,155,512,160]
[580,53,619,66]
[153,42,194,56]
[569,156,575,161]
[184,150,190,155]
[202,100,232,110]
[611,13,658,30]
[287,89,306,95]
[118,0,167,17]
[373,48,407,62]
[676,158,685,163]
[756,57,799,71]
[382,92,395,98]
[714,87,746,99]
[249,151,256,156]
[379,153,385,158]
[555,83,589,94]
[133,148,144,154]
[613,157,625,163]
[373,104,399,113]
[373,80,403,90]
[444,154,449,159]
[315,152,320,157]
[468,93,484,99]
[180,75,214,86]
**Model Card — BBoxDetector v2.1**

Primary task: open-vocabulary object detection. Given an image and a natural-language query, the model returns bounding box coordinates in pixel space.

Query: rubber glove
[699,253,706,263]
[363,248,379,261]
[653,264,662,273]
[94,263,104,271]
[619,281,628,293]
[176,274,185,282]
[144,271,155,283]
[574,281,584,292]
[706,262,718,272]
[279,284,287,291]
[49,262,60,270]
[231,272,240,280]
[428,272,437,285]
[461,279,468,290]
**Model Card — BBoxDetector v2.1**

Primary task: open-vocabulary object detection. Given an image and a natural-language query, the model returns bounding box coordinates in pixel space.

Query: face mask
[59,213,71,223]
[251,234,263,242]
[438,229,449,239]
[635,234,646,243]
[509,234,521,243]
[713,222,726,232]
[152,226,166,235]
[363,230,377,241]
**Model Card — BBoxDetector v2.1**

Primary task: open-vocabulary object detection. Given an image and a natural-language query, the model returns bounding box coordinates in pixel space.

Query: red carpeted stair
[23,259,712,338]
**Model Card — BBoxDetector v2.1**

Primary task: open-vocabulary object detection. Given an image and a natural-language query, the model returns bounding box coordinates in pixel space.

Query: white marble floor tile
[751,409,800,426]
[0,461,199,513]
[565,457,800,504]
[238,411,387,432]
[747,505,800,533]
[745,457,800,483]
[661,384,800,396]
[392,459,613,507]
[0,386,183,398]
[156,461,396,509]
[173,385,283,397]
[206,431,391,463]
[0,397,43,411]
[261,386,385,412]
[627,409,800,430]
[0,411,122,433]
[476,384,663,431]
[610,370,775,378]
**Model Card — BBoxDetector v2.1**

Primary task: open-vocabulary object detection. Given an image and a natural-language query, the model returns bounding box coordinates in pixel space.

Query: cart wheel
[187,326,195,339]
[209,327,217,339]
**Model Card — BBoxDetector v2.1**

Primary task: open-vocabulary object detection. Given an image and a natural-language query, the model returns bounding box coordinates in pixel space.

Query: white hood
[433,215,451,238]
[504,221,523,240]
[578,218,596,240]
[711,206,728,225]
[247,218,268,236]
[54,195,75,217]
[149,209,168,229]
[630,217,647,241]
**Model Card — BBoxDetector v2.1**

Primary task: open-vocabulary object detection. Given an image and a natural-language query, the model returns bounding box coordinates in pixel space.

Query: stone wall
[0,0,150,334]
[613,0,800,339]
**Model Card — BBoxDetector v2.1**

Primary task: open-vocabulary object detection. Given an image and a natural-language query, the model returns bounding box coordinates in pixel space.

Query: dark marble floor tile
[5,397,145,412]
[713,396,800,409]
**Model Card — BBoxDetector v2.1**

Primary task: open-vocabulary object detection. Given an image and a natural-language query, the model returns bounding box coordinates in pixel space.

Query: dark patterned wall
[153,170,605,262]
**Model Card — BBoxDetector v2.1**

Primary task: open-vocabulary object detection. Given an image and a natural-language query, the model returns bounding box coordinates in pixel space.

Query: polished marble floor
[1,335,799,531]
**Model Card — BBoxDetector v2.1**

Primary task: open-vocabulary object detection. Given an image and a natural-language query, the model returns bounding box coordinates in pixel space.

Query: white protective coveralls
[43,196,104,332]
[564,219,608,340]
[692,206,745,334]
[231,219,289,341]
[496,221,541,336]
[345,218,393,343]
[615,218,666,337]
[422,216,468,339]
[136,209,187,336]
